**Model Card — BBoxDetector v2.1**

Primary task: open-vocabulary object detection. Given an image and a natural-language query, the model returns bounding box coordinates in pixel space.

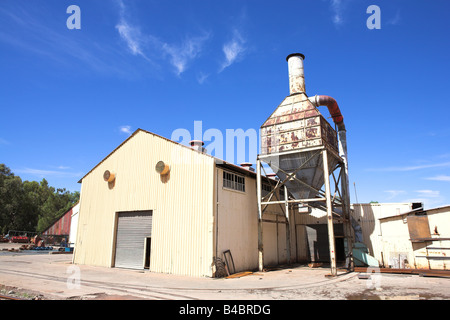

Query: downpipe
[309,94,356,270]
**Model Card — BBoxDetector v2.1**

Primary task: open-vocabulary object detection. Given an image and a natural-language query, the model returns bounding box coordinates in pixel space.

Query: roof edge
[78,128,216,183]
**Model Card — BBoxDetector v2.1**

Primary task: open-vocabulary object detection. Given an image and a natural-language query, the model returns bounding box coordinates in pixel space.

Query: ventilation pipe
[240,162,255,172]
[308,94,349,207]
[308,94,348,181]
[308,95,344,130]
[286,53,306,95]
[190,140,207,153]
[266,173,278,179]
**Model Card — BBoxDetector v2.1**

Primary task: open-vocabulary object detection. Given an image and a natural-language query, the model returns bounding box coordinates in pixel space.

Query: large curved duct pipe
[308,95,344,131]
[308,95,347,172]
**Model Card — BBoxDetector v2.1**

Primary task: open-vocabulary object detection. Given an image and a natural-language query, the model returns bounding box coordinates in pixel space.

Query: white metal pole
[256,158,264,272]
[323,149,337,276]
[338,126,354,271]
[284,185,291,264]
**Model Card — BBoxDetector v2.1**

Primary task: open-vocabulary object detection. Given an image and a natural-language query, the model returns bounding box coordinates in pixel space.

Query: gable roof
[78,129,217,183]
[78,128,266,183]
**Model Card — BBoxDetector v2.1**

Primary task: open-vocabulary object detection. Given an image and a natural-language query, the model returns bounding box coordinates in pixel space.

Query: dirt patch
[0,284,45,300]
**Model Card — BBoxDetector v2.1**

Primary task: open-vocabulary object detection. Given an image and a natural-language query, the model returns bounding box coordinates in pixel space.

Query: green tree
[0,164,80,234]
[0,164,24,231]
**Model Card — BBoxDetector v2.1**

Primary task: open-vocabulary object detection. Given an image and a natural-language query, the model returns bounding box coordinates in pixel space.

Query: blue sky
[0,0,449,209]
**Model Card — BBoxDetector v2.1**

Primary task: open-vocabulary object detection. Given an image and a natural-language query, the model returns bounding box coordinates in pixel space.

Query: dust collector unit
[260,53,344,200]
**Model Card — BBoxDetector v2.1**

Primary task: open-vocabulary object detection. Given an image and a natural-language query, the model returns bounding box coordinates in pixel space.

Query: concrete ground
[0,243,449,301]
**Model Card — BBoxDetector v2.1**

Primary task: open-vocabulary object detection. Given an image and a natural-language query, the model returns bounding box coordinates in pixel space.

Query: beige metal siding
[379,207,450,270]
[424,208,450,270]
[215,168,289,273]
[378,217,414,268]
[215,167,258,272]
[351,203,413,264]
[74,130,215,277]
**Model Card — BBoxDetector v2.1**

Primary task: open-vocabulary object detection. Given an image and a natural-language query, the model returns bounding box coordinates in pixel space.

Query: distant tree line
[0,164,79,234]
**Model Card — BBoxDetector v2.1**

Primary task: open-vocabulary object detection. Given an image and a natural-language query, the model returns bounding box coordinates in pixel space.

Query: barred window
[262,183,272,196]
[223,171,245,192]
[262,183,285,200]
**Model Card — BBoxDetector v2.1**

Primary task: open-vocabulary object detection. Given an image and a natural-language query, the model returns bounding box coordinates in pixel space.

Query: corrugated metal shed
[42,204,77,236]
[351,203,414,265]
[377,205,450,270]
[74,129,215,277]
[74,129,290,277]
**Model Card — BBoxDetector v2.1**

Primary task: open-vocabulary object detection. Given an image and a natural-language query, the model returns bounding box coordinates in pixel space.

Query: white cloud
[162,33,210,76]
[115,1,209,76]
[119,125,132,136]
[387,11,401,26]
[115,0,150,61]
[416,190,440,198]
[384,190,406,200]
[367,161,450,172]
[197,72,209,84]
[219,29,246,72]
[425,175,450,182]
[0,138,10,145]
[329,0,344,26]
[116,20,145,57]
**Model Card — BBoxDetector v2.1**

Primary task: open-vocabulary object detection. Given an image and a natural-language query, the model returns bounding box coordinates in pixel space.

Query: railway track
[0,266,358,300]
[0,293,28,300]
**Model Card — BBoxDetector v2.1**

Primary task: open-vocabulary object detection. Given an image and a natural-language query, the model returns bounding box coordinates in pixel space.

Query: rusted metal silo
[256,53,353,276]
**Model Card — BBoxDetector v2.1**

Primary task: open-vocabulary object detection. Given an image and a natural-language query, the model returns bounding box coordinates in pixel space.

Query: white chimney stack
[190,140,207,153]
[286,53,306,95]
[240,162,255,172]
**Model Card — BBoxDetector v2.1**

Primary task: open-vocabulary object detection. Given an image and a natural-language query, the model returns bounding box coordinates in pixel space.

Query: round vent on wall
[103,170,116,182]
[155,161,170,175]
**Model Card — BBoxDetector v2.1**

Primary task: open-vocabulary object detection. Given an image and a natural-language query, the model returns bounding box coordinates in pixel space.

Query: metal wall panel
[42,208,73,236]
[69,203,79,246]
[215,167,290,272]
[260,93,338,155]
[74,130,215,277]
[351,203,413,264]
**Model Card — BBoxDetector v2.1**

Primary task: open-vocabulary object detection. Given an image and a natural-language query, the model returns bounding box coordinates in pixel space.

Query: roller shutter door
[114,211,152,269]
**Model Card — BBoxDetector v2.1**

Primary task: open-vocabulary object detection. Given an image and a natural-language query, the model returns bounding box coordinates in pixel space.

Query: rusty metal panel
[261,94,338,155]
[407,215,431,241]
[42,208,73,236]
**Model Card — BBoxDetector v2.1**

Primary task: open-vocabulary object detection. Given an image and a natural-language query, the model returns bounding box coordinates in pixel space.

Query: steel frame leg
[323,150,337,276]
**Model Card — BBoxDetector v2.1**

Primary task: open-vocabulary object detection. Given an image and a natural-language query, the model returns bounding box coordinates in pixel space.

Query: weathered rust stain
[305,128,318,139]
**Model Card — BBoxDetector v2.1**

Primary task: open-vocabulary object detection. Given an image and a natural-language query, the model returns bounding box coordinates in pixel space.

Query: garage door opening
[114,211,153,270]
[144,237,151,269]
[306,224,345,263]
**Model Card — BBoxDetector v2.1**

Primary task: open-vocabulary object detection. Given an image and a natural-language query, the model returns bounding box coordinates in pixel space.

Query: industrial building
[73,129,290,277]
[73,52,355,277]
[72,52,449,277]
[352,203,450,270]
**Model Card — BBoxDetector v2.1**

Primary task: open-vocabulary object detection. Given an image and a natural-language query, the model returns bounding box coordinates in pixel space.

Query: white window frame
[223,170,246,193]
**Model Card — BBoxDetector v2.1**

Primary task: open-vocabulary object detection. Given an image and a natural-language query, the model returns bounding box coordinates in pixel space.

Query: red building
[42,206,74,239]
